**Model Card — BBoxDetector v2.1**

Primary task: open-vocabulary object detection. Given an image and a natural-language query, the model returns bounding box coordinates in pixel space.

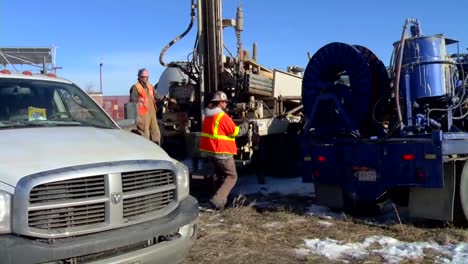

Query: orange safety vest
[199,112,240,155]
[134,82,155,116]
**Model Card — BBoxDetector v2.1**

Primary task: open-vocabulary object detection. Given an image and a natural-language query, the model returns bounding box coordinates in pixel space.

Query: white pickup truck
[0,70,198,264]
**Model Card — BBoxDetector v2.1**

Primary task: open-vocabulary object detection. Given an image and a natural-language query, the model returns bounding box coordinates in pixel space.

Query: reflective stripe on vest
[200,112,239,141]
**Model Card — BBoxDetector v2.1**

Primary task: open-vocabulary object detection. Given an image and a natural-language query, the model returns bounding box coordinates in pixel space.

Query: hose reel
[302,42,390,138]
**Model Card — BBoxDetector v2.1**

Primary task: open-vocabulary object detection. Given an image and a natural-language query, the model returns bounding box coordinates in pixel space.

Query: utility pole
[99,58,103,94]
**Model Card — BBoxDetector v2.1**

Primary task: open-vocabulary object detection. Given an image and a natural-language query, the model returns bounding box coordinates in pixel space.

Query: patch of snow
[295,248,311,256]
[304,204,346,220]
[205,223,222,227]
[297,238,367,263]
[232,175,315,197]
[317,220,333,227]
[441,243,468,264]
[296,235,468,264]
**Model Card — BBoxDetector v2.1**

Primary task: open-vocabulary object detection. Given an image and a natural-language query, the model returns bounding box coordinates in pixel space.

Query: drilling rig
[158,0,304,181]
[300,18,468,224]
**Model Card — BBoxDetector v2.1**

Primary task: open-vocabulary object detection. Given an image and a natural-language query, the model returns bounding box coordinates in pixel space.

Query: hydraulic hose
[159,0,197,67]
[393,18,421,128]
[393,20,410,127]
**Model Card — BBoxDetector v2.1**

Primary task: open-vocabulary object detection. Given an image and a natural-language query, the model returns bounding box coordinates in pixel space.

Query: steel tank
[157,64,190,97]
[395,35,456,100]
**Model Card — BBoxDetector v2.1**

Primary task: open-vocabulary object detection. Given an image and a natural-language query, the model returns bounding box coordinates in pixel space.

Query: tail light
[402,154,415,161]
[317,155,326,162]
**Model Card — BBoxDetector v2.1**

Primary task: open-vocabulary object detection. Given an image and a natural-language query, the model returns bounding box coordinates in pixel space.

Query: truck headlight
[0,190,11,234]
[174,161,190,201]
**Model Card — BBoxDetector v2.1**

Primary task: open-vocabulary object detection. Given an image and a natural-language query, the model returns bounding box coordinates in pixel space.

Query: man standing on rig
[199,91,249,209]
[129,68,161,145]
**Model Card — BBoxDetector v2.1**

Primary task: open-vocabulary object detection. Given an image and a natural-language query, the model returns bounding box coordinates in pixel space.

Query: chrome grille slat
[29,175,105,204]
[30,185,105,195]
[123,184,176,199]
[122,170,174,193]
[122,172,172,182]
[30,213,105,225]
[30,190,106,202]
[123,193,174,209]
[123,190,174,218]
[29,203,105,217]
[122,170,172,178]
[122,181,171,191]
[29,209,104,222]
[31,218,104,229]
[30,181,104,192]
[29,197,108,211]
[28,203,106,229]
[33,176,104,185]
[122,176,172,186]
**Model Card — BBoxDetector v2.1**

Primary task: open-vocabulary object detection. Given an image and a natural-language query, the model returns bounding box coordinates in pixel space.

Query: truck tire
[454,160,468,225]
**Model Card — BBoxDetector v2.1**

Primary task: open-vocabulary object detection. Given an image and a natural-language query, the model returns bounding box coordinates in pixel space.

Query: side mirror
[117,102,138,131]
[124,102,137,120]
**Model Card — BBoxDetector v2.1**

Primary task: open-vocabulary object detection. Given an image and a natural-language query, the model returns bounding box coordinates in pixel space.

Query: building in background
[102,95,129,120]
[89,93,129,121]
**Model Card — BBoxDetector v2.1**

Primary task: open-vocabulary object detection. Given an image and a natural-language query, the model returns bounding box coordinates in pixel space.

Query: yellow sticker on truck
[28,107,47,121]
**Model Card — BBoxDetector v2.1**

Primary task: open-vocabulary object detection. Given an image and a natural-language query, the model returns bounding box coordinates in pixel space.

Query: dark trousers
[208,156,237,206]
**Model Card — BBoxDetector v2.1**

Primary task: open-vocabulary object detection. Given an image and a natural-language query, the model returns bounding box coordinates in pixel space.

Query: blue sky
[1,0,467,95]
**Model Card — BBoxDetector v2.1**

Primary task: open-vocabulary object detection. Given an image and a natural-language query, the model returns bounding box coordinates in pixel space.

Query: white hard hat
[211,91,228,102]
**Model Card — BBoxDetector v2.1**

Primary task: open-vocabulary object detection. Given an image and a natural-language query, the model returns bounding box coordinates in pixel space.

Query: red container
[102,96,129,120]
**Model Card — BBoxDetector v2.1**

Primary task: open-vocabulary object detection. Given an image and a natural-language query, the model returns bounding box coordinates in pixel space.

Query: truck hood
[0,127,172,188]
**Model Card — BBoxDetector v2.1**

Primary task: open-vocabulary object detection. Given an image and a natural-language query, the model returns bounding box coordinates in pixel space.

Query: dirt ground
[182,193,468,264]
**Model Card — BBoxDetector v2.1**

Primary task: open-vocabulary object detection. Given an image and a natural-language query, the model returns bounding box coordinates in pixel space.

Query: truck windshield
[0,78,117,129]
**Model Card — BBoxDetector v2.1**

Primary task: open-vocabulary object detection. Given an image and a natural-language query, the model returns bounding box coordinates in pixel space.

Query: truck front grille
[28,203,106,229]
[23,165,178,238]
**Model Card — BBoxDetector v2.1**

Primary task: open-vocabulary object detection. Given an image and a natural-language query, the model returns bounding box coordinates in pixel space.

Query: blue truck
[300,19,468,224]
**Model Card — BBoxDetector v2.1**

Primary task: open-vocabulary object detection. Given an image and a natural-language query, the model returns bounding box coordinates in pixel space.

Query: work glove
[250,121,259,135]
[238,121,249,137]
[249,121,260,145]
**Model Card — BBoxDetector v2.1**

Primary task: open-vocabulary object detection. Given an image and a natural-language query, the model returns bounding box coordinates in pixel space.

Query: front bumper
[0,196,199,264]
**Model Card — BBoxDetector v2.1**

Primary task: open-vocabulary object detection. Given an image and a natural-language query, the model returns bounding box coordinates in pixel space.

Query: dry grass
[182,194,468,264]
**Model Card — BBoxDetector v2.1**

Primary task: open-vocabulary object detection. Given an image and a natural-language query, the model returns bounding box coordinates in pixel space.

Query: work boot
[210,196,226,210]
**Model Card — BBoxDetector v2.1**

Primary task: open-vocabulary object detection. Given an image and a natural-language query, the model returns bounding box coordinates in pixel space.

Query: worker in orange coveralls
[129,68,161,145]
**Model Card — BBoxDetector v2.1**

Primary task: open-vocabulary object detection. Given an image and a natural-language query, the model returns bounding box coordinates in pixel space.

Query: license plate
[353,168,377,181]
